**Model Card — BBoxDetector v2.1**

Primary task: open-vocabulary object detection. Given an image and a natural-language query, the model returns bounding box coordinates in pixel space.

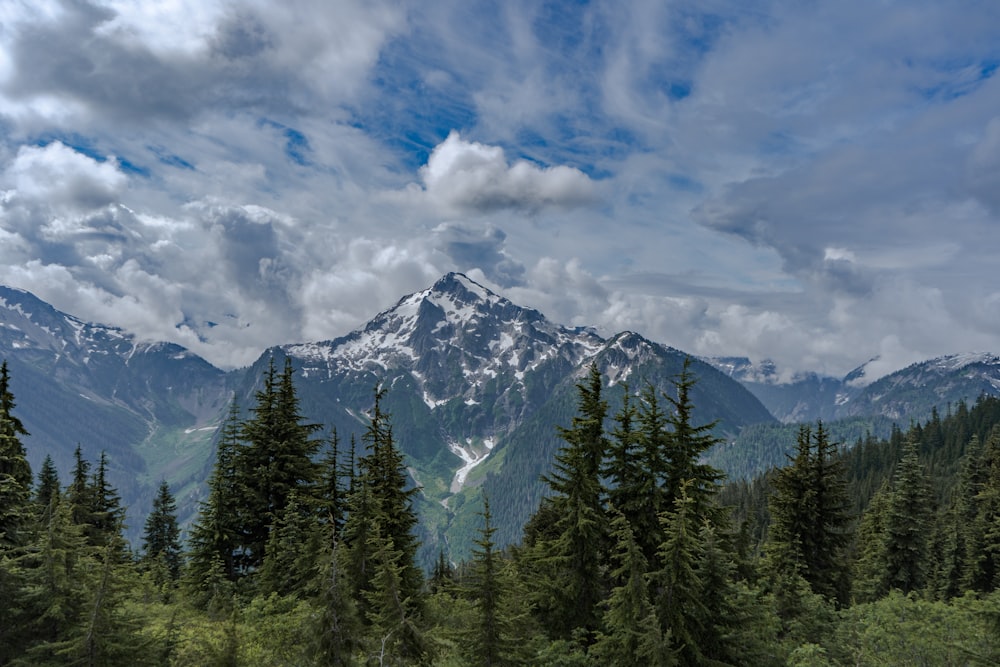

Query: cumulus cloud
[412,131,598,214]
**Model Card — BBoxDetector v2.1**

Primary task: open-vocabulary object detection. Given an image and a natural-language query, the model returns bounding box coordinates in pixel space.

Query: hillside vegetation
[2,358,1000,665]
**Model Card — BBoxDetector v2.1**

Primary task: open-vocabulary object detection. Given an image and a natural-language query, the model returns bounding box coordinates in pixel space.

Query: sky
[1,0,999,381]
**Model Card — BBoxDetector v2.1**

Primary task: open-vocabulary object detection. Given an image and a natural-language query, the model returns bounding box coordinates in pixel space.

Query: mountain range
[3,274,999,563]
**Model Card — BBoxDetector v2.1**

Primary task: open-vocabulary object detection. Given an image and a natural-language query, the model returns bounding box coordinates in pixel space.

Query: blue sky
[1,0,999,381]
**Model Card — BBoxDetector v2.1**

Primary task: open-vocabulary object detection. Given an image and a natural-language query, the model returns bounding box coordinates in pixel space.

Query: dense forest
[2,356,1000,665]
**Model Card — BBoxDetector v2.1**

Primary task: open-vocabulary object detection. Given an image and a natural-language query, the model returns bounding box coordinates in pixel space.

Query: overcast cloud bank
[1,0,998,380]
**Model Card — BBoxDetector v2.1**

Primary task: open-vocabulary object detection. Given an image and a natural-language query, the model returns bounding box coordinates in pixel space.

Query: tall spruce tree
[186,400,243,599]
[663,358,724,524]
[591,507,672,666]
[767,422,851,603]
[526,364,609,642]
[341,386,423,622]
[235,357,321,572]
[141,480,182,583]
[883,433,934,594]
[464,492,522,666]
[34,455,60,515]
[0,360,32,549]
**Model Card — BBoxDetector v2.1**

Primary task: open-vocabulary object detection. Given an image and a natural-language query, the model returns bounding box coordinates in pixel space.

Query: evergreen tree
[0,360,32,549]
[341,386,424,628]
[15,496,92,663]
[235,357,322,571]
[186,400,243,596]
[34,455,60,514]
[319,427,348,531]
[652,480,708,665]
[883,434,934,594]
[311,524,362,666]
[767,423,851,603]
[66,444,93,528]
[609,383,667,565]
[464,493,520,666]
[663,358,724,524]
[852,480,892,603]
[87,451,126,552]
[526,364,609,642]
[591,507,672,666]
[363,522,429,666]
[258,492,323,597]
[141,480,182,583]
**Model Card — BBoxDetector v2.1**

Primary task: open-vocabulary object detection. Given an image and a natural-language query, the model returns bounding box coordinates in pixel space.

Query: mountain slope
[0,286,233,535]
[240,273,776,563]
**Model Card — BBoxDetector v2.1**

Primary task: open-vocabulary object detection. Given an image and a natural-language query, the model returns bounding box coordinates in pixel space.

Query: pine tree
[853,480,892,603]
[86,451,126,553]
[34,455,60,514]
[341,385,424,632]
[591,507,672,666]
[311,524,362,666]
[67,444,93,528]
[15,496,92,663]
[0,360,32,549]
[465,493,520,666]
[235,357,322,571]
[766,423,851,603]
[187,400,243,590]
[363,522,429,666]
[527,364,609,642]
[319,427,348,532]
[883,434,934,594]
[607,384,666,566]
[141,480,182,583]
[653,480,708,665]
[258,492,323,597]
[663,358,724,524]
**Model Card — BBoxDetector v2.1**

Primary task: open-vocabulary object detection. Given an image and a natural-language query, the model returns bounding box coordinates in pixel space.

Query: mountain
[238,273,776,562]
[0,286,233,536]
[707,353,1000,427]
[839,353,1000,421]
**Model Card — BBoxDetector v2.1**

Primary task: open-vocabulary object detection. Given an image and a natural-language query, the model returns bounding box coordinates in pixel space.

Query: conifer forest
[2,356,1000,666]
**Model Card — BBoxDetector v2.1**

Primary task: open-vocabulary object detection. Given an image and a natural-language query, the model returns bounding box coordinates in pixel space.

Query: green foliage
[141,479,183,584]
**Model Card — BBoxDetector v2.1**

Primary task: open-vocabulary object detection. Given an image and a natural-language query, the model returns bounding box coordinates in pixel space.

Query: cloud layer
[1,0,998,380]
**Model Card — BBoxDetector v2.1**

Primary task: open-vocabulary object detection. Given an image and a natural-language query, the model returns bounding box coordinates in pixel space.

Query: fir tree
[663,358,724,524]
[465,493,519,666]
[15,496,92,663]
[767,423,851,603]
[527,364,609,642]
[186,400,243,594]
[0,360,32,549]
[883,434,934,594]
[86,451,126,553]
[235,357,322,571]
[66,444,93,528]
[141,480,182,583]
[653,480,708,665]
[34,455,60,515]
[311,524,362,666]
[591,507,672,666]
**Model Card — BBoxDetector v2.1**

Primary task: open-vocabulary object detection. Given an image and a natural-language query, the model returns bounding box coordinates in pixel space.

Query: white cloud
[412,131,598,214]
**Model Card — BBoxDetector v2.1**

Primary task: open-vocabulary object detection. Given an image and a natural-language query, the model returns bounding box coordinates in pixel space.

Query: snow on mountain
[287,272,605,409]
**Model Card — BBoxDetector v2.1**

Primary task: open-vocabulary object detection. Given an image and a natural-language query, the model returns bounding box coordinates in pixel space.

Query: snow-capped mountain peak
[286,273,605,407]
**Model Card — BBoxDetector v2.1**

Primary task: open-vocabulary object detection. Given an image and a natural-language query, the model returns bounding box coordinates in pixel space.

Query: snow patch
[448,437,495,493]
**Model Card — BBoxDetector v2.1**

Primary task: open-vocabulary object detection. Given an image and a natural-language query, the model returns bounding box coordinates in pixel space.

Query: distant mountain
[707,353,1000,427]
[0,286,233,538]
[839,353,1000,421]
